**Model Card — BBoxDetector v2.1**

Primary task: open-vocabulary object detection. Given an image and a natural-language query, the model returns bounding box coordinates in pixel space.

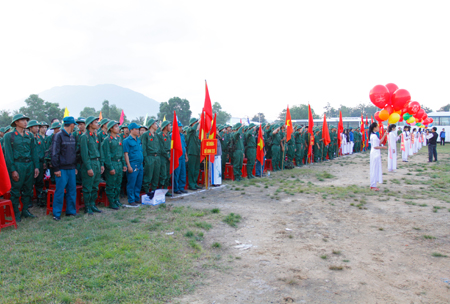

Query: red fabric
[256,124,265,164]
[0,143,11,196]
[204,81,213,131]
[208,113,217,163]
[338,111,344,149]
[199,110,208,162]
[308,104,314,135]
[308,134,314,158]
[361,114,365,147]
[170,111,183,173]
[119,110,125,125]
[285,106,293,142]
[322,114,331,146]
[99,111,103,121]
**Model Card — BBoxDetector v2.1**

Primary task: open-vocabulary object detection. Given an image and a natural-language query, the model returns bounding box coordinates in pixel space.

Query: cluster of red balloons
[369,83,433,128]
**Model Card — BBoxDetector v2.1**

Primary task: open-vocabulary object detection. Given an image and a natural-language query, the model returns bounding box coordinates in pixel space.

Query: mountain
[38,84,159,119]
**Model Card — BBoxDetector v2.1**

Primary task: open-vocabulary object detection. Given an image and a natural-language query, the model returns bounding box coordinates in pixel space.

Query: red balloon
[374,111,381,122]
[385,83,398,105]
[391,89,411,111]
[399,115,404,122]
[422,113,428,120]
[415,108,425,120]
[423,118,431,125]
[385,105,394,115]
[369,85,390,108]
[407,101,421,115]
[430,118,434,123]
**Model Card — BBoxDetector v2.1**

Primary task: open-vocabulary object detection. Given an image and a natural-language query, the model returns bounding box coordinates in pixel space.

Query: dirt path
[171,148,450,304]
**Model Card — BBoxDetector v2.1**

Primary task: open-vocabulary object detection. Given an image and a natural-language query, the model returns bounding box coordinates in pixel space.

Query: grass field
[0,203,228,303]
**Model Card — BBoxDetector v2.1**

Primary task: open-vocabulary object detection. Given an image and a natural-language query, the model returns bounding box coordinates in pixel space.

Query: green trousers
[142,155,160,191]
[271,146,281,171]
[81,160,101,209]
[245,147,256,178]
[221,150,228,174]
[76,163,83,185]
[10,161,34,219]
[34,161,45,198]
[287,145,295,163]
[105,161,123,208]
[159,156,170,188]
[187,154,200,189]
[233,150,244,180]
[295,144,302,166]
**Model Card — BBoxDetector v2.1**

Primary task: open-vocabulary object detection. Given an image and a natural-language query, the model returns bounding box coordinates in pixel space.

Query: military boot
[85,204,93,215]
[91,204,103,213]
[116,200,123,208]
[22,209,37,219]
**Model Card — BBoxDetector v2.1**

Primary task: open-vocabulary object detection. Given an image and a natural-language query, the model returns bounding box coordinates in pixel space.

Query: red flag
[361,114,365,149]
[285,106,293,141]
[204,81,213,131]
[371,115,374,124]
[322,113,331,146]
[199,110,208,162]
[308,104,314,135]
[256,124,265,164]
[0,143,11,196]
[338,111,344,150]
[366,115,368,126]
[379,122,386,145]
[119,110,125,125]
[208,113,217,163]
[170,111,183,174]
[99,111,103,121]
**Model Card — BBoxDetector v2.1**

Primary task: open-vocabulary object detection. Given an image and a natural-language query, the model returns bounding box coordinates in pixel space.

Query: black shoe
[174,190,182,194]
[165,192,172,197]
[53,216,61,221]
[21,210,37,218]
[91,205,102,213]
[180,189,188,193]
[188,187,197,191]
[109,206,119,210]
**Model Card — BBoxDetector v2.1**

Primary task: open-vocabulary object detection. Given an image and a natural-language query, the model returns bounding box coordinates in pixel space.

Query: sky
[1,0,450,120]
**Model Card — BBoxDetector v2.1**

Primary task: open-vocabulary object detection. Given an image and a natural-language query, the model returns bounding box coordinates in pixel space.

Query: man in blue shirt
[349,128,354,154]
[173,121,188,194]
[123,123,144,206]
[439,128,445,145]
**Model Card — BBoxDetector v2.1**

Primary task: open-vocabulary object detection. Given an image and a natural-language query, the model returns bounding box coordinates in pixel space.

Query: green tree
[422,106,433,113]
[79,107,99,118]
[212,102,232,125]
[438,104,450,112]
[100,100,125,122]
[278,104,320,120]
[251,113,267,123]
[157,97,192,126]
[131,116,145,125]
[0,110,13,127]
[19,94,64,123]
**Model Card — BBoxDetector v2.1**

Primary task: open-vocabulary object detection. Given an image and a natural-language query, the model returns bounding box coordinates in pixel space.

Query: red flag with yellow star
[322,113,331,146]
[285,105,293,141]
[256,124,265,164]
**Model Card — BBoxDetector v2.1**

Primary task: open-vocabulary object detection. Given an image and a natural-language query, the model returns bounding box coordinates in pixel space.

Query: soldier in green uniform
[158,120,172,196]
[330,126,338,159]
[97,118,109,143]
[39,122,48,138]
[271,124,282,171]
[231,123,244,181]
[244,123,256,179]
[141,119,161,192]
[286,127,296,167]
[313,128,321,163]
[219,125,229,174]
[119,123,129,141]
[0,127,4,144]
[28,120,46,206]
[102,120,126,210]
[293,126,302,167]
[80,116,104,214]
[3,114,40,221]
[45,122,62,183]
[186,118,201,190]
[74,117,86,185]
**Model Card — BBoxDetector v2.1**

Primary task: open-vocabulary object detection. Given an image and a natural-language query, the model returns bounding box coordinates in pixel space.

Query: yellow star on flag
[257,138,264,149]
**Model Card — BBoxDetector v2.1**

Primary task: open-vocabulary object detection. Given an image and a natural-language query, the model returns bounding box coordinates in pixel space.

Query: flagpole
[172,146,175,197]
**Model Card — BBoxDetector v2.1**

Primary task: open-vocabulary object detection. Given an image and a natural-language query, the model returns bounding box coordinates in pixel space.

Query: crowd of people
[0,113,442,223]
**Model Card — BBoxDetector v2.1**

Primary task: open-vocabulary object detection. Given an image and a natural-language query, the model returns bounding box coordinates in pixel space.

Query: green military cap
[233,123,242,130]
[161,120,171,130]
[248,123,255,129]
[50,122,62,130]
[27,120,40,128]
[76,117,86,124]
[40,121,49,127]
[147,119,158,128]
[140,125,148,130]
[99,118,109,127]
[85,116,99,127]
[11,113,30,127]
[261,123,266,128]
[189,117,198,126]
[106,120,118,132]
[5,126,11,132]
[182,126,188,132]
[0,127,5,133]
[119,123,129,130]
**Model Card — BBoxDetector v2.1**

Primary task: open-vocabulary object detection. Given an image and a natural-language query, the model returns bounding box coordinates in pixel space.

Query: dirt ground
[169,148,450,304]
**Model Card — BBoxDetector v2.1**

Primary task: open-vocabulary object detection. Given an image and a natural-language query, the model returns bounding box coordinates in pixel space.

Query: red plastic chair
[0,199,17,232]
[241,164,248,178]
[96,182,108,206]
[264,159,273,172]
[224,164,234,180]
[46,189,66,215]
